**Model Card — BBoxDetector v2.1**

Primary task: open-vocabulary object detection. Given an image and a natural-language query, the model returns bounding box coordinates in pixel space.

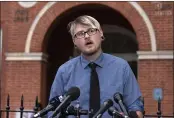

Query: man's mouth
[85,41,93,46]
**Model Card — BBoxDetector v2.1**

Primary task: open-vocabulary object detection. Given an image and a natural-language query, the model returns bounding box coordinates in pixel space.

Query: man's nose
[84,32,90,38]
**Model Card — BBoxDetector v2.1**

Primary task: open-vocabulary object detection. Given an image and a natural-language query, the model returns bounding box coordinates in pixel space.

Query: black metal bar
[0,25,2,118]
[0,95,41,118]
[20,95,24,118]
[157,97,162,118]
[0,109,1,118]
[6,94,10,118]
[33,96,39,113]
[173,2,174,118]
[141,97,145,118]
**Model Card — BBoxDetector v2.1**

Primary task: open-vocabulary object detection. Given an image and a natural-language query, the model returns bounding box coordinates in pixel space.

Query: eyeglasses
[74,28,98,39]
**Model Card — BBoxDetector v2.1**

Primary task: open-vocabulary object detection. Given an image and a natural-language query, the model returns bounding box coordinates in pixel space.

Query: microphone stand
[51,104,70,118]
[60,105,89,118]
[75,103,80,118]
[59,109,67,118]
[112,115,117,118]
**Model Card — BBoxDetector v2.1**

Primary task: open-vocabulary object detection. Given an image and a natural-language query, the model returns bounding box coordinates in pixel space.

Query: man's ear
[99,28,104,41]
[73,39,77,46]
[101,36,105,41]
[100,32,105,41]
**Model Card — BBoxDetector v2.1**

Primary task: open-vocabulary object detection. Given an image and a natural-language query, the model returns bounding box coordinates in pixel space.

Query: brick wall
[1,2,46,52]
[138,60,173,115]
[138,2,173,50]
[4,61,42,108]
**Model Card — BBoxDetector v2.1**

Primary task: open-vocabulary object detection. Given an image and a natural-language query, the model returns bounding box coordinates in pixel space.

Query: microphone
[108,106,130,118]
[64,105,88,115]
[129,111,138,118]
[113,92,129,116]
[33,95,64,118]
[51,87,80,118]
[92,99,113,118]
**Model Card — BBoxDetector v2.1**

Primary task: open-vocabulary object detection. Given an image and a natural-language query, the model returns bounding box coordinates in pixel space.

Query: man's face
[73,24,103,56]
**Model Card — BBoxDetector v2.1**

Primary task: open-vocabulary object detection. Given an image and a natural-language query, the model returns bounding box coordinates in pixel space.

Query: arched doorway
[43,3,138,105]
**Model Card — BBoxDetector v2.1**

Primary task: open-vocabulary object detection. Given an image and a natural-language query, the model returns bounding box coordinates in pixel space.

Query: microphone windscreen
[104,99,113,107]
[49,96,61,104]
[66,105,76,115]
[113,92,123,103]
[108,106,116,116]
[48,95,63,110]
[108,106,123,118]
[66,87,80,101]
[129,111,138,118]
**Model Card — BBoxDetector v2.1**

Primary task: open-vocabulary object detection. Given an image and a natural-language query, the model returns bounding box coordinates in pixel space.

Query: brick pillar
[1,60,48,118]
[138,60,173,115]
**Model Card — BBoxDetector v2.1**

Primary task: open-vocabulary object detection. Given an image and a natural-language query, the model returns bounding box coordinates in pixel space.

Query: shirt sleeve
[46,66,65,118]
[122,61,144,112]
[128,97,144,112]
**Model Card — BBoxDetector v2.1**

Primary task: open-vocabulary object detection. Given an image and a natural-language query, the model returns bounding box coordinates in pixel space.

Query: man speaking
[47,15,144,118]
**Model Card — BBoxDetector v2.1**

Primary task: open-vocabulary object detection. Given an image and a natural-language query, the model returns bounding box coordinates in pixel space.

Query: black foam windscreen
[129,111,138,118]
[113,92,123,103]
[66,87,80,101]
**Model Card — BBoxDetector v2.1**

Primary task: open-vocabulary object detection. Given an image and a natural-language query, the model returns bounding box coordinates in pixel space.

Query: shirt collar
[80,53,104,69]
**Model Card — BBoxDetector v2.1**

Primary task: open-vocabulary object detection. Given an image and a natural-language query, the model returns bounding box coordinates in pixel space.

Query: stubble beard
[82,45,101,56]
[83,50,97,56]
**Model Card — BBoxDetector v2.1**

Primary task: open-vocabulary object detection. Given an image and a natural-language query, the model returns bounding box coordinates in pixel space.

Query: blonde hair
[68,15,101,37]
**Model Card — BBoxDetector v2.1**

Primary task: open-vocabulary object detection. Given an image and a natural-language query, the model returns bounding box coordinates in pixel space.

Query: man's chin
[83,50,96,56]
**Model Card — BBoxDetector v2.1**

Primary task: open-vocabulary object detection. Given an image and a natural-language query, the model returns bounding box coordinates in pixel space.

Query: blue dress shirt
[47,53,144,118]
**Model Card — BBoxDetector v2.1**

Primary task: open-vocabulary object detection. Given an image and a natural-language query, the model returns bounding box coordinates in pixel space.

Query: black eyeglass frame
[73,28,99,39]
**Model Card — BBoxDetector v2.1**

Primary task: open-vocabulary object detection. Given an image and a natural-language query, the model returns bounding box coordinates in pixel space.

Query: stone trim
[5,51,173,62]
[5,53,48,62]
[137,51,173,60]
[129,2,157,51]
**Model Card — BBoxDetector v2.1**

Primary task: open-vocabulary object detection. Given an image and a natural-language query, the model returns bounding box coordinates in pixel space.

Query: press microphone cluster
[33,86,80,118]
[92,92,132,118]
[34,88,138,118]
[112,92,138,118]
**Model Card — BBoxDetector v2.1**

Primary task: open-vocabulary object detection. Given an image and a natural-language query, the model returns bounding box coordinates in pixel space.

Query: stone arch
[25,1,156,53]
[23,2,158,106]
